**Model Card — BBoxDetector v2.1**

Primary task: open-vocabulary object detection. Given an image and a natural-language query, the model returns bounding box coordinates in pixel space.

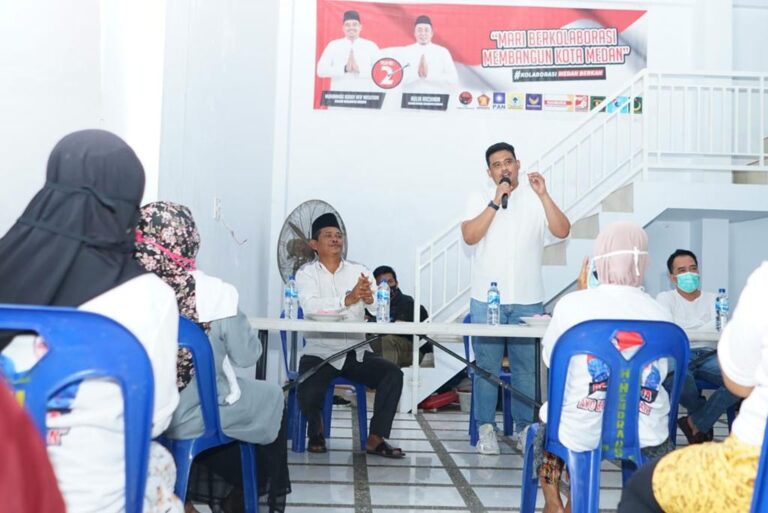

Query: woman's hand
[576,256,590,290]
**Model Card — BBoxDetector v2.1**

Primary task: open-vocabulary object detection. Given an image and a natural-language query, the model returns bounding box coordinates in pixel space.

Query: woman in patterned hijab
[134,201,201,390]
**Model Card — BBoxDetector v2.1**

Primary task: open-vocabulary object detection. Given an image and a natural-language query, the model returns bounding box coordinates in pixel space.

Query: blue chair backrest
[750,415,768,511]
[0,304,153,513]
[279,307,303,380]
[178,317,228,442]
[547,319,689,464]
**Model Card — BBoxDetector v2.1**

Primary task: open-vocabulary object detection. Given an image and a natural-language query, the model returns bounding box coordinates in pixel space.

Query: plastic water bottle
[284,275,299,319]
[487,281,500,325]
[376,280,390,323]
[715,288,729,332]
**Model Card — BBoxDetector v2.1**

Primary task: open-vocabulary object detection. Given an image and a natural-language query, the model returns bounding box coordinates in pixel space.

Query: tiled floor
[195,402,730,513]
[275,405,731,513]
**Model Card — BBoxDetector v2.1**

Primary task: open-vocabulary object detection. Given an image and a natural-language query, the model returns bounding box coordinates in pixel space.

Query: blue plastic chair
[0,304,153,513]
[280,309,368,452]
[162,317,258,513]
[750,417,768,512]
[462,313,513,446]
[520,319,690,513]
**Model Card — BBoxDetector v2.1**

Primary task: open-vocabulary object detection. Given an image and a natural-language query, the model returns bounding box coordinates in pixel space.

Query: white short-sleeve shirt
[540,285,673,452]
[655,289,717,348]
[464,180,547,304]
[718,262,768,447]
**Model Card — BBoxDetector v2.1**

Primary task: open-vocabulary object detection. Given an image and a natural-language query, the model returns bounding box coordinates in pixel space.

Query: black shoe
[332,395,351,406]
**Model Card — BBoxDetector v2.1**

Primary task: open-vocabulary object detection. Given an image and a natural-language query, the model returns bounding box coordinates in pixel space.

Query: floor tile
[384,439,434,452]
[451,452,525,469]
[287,450,355,466]
[367,465,454,485]
[373,509,469,513]
[365,452,445,467]
[288,464,355,482]
[369,483,465,507]
[387,428,427,439]
[286,482,355,506]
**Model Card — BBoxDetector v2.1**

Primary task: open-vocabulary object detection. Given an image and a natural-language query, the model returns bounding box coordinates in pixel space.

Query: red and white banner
[314,1,647,112]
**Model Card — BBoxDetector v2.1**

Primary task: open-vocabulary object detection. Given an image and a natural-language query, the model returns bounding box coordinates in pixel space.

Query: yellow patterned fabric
[652,435,760,512]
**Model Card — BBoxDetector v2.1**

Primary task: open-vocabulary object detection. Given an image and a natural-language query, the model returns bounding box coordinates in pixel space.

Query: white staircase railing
[414,70,768,324]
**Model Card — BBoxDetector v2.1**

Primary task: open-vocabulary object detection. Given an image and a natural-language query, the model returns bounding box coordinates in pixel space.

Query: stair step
[732,170,768,184]
[543,239,567,265]
[570,213,599,239]
[601,182,634,212]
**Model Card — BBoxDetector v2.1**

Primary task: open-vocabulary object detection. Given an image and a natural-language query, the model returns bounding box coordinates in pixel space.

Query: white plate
[520,316,552,326]
[305,312,344,322]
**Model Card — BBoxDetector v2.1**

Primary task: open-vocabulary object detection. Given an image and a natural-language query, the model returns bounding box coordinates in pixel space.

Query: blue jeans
[470,298,543,431]
[666,348,740,432]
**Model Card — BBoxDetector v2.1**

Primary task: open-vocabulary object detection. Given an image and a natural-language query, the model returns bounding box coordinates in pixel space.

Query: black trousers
[618,456,665,513]
[297,351,403,439]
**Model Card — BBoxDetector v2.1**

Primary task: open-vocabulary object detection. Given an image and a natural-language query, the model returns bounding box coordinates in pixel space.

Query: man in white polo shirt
[656,249,740,444]
[295,212,405,458]
[461,142,570,455]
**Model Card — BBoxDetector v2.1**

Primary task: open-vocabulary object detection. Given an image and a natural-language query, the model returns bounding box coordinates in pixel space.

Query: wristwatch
[487,200,500,211]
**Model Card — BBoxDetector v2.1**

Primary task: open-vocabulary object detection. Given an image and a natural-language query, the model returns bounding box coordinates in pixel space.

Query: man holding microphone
[461,142,570,455]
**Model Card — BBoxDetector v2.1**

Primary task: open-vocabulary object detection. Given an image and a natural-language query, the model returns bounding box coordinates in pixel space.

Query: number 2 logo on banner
[371,58,408,89]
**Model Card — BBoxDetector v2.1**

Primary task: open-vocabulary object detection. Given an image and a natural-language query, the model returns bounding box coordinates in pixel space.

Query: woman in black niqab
[0,130,147,349]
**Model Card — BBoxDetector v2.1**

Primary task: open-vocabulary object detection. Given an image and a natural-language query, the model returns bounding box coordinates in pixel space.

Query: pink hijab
[592,222,649,287]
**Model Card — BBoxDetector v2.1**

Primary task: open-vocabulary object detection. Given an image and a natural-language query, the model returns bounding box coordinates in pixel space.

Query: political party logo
[458,91,473,105]
[611,329,646,359]
[477,93,491,108]
[507,92,524,110]
[525,93,542,111]
[586,355,610,394]
[633,96,643,114]
[371,58,405,89]
[543,94,574,112]
[492,92,506,110]
[590,95,606,112]
[640,363,661,411]
[607,96,630,114]
[574,94,589,112]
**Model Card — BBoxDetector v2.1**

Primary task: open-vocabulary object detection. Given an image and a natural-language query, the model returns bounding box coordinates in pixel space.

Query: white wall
[0,1,102,235]
[733,0,768,72]
[159,0,280,318]
[0,0,167,237]
[644,220,691,297]
[730,217,768,307]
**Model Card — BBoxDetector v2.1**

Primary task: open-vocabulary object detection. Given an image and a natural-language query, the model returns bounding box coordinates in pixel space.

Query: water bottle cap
[490,281,497,287]
[719,288,726,293]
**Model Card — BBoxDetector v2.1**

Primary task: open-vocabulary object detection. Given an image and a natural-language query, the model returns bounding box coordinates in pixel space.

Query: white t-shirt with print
[464,180,548,305]
[2,273,180,513]
[656,289,717,348]
[718,262,768,448]
[541,285,673,452]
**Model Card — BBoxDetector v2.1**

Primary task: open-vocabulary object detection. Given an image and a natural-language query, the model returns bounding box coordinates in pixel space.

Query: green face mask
[675,272,700,293]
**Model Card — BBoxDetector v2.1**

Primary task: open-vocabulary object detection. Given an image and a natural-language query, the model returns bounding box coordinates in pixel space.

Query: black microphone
[500,176,511,209]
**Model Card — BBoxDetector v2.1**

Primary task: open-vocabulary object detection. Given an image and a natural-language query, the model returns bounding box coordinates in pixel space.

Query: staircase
[404,70,768,412]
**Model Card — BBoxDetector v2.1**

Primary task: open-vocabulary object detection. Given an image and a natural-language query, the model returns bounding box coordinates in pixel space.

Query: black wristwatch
[487,200,500,211]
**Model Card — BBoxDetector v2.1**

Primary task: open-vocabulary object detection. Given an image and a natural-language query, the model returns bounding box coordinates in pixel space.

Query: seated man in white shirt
[656,249,740,444]
[295,213,405,458]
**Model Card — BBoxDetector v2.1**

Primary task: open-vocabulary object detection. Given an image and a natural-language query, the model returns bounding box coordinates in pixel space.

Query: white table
[249,317,721,412]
